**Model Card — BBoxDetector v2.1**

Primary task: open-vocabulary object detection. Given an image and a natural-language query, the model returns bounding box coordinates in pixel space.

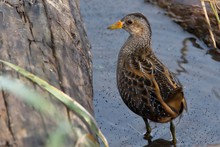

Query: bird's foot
[170,121,177,145]
[144,133,152,145]
[172,138,177,145]
[144,133,153,140]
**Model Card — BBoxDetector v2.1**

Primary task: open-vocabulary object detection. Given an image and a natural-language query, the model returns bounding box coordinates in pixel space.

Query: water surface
[80,0,220,146]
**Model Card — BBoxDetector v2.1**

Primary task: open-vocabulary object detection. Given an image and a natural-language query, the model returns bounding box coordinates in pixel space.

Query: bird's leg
[143,118,152,143]
[170,121,177,144]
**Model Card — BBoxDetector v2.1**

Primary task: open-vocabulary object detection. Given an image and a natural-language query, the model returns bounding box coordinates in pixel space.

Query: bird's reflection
[143,138,175,147]
[176,38,188,75]
[176,37,203,75]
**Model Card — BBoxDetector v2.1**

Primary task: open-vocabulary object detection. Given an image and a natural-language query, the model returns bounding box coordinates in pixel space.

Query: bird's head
[107,13,152,37]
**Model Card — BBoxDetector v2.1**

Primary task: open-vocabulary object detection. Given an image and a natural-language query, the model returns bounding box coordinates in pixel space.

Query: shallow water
[80,0,220,146]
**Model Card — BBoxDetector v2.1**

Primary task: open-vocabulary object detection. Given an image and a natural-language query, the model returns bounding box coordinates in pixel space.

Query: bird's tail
[165,87,187,116]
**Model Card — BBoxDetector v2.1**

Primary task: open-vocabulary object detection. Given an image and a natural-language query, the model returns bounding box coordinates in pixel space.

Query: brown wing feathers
[118,47,185,122]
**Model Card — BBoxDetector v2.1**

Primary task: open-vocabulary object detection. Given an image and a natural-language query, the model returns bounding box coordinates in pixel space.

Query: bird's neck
[131,34,151,47]
[118,34,152,64]
[123,34,152,53]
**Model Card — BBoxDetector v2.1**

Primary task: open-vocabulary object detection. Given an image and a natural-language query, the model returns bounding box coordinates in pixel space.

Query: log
[0,0,93,146]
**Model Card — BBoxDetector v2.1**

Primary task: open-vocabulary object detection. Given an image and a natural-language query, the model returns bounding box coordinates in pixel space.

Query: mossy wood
[0,0,94,146]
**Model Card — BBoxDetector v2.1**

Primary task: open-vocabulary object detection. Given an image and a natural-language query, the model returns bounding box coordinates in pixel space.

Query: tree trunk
[0,0,93,146]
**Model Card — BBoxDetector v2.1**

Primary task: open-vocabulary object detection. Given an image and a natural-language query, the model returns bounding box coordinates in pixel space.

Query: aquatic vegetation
[201,0,220,52]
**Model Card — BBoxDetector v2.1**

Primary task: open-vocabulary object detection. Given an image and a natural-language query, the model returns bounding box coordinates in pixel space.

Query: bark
[0,0,93,146]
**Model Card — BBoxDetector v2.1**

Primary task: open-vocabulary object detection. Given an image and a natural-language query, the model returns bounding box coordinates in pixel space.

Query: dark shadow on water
[176,37,204,75]
[188,37,204,50]
[143,138,174,147]
[206,49,220,62]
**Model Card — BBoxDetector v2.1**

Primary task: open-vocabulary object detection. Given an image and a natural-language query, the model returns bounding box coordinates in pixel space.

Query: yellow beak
[107,20,123,30]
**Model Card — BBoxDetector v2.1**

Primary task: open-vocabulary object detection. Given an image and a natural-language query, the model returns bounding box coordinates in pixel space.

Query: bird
[107,13,187,144]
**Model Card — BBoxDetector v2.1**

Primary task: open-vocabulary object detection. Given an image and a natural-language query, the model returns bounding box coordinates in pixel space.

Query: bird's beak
[107,20,123,30]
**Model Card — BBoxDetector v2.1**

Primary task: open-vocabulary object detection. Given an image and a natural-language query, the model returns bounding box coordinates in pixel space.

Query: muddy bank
[145,0,220,52]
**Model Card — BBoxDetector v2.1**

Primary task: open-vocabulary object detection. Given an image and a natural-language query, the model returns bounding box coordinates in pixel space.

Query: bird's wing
[120,49,181,117]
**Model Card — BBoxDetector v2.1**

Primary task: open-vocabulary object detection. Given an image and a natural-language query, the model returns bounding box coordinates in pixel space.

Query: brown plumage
[108,13,187,144]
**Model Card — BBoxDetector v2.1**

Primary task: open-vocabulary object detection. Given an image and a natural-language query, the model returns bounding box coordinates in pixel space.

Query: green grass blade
[0,76,100,146]
[201,0,217,48]
[0,59,109,147]
[46,121,71,147]
[75,134,99,147]
[210,1,220,27]
[0,76,57,117]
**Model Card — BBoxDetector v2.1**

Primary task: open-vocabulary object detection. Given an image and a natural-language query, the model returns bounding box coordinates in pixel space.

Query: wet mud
[80,0,220,146]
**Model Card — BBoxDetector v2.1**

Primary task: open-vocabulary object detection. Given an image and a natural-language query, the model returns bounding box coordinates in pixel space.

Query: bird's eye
[126,20,133,25]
